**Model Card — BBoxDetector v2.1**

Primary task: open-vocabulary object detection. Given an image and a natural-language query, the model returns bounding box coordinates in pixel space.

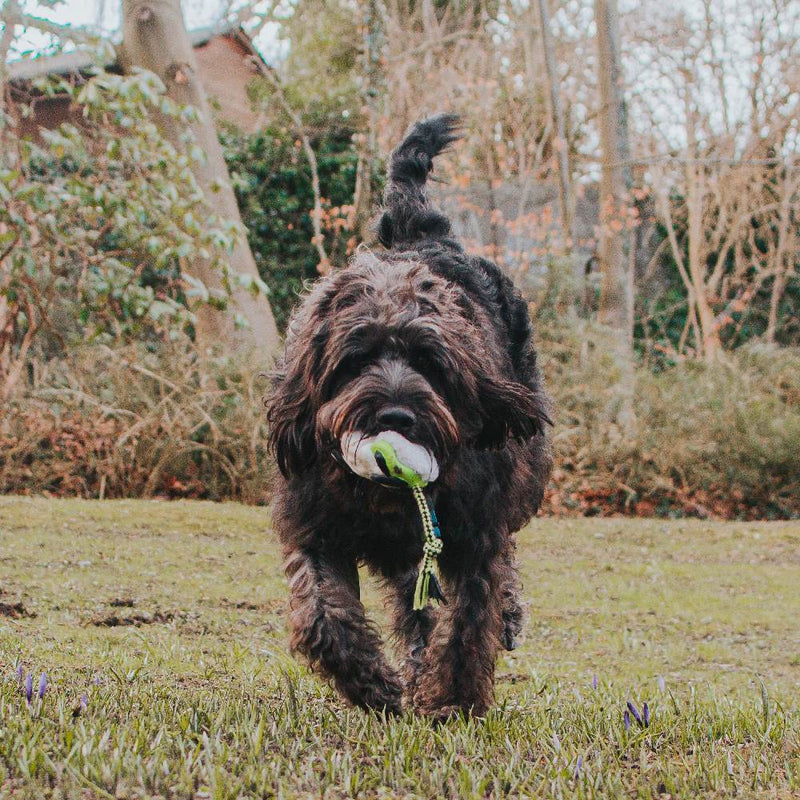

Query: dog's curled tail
[377,112,461,249]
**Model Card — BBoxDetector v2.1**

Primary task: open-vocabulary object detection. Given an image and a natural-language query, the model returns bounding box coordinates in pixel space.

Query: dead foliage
[1,328,798,519]
[538,317,800,519]
[0,342,274,504]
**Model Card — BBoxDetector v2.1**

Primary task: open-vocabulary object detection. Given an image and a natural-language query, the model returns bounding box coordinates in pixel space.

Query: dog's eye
[409,349,442,377]
[411,355,429,372]
[331,354,365,386]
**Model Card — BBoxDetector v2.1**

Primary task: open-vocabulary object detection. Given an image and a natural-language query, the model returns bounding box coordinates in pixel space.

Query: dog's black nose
[376,406,417,431]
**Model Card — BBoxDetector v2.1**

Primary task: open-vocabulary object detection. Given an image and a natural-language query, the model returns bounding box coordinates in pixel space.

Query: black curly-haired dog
[266,114,552,719]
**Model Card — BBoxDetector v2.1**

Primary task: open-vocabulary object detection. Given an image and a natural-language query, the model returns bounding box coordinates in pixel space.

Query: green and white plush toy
[340,431,445,609]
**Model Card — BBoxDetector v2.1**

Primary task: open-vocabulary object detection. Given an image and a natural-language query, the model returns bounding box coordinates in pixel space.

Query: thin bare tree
[0,0,20,131]
[536,0,572,251]
[352,0,383,241]
[595,0,635,428]
[630,0,800,357]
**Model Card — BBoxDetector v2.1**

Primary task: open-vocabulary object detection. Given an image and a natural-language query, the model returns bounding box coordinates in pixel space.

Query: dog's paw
[356,694,403,717]
[368,683,403,717]
[374,700,404,717]
[415,703,466,723]
[343,672,404,716]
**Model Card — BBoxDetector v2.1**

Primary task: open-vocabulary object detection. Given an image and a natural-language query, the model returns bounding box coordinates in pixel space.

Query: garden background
[1,0,798,520]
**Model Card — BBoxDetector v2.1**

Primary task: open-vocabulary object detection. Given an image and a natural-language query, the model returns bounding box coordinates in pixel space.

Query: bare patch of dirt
[90,610,174,627]
[0,600,36,619]
[109,598,136,608]
[497,673,532,685]
[219,598,284,613]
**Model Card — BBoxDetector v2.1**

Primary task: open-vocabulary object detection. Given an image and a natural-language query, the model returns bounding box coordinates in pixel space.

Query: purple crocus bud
[80,693,88,711]
[574,755,583,779]
[25,673,33,703]
[592,674,598,690]
[624,710,631,731]
[38,673,48,699]
[93,675,102,686]
[643,702,650,727]
[658,676,666,693]
[16,664,24,682]
[627,700,643,727]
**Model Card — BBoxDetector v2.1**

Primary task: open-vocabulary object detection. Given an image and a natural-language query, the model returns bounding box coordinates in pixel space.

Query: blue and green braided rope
[369,439,444,610]
[410,484,443,610]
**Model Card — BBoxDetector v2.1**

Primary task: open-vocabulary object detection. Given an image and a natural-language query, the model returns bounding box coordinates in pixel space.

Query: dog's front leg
[411,553,504,720]
[284,548,403,714]
[385,569,438,705]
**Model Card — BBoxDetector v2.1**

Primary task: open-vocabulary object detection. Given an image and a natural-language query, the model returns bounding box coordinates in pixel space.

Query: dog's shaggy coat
[266,114,553,718]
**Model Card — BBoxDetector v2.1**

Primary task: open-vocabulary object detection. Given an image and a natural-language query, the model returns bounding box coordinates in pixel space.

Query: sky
[8,0,281,60]
[7,0,796,158]
[34,0,115,28]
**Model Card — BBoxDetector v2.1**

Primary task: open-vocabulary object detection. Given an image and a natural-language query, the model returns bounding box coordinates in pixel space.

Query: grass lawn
[1,496,799,798]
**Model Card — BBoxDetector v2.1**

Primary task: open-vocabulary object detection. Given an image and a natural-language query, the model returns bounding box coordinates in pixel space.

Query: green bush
[222,126,383,330]
[1,69,270,400]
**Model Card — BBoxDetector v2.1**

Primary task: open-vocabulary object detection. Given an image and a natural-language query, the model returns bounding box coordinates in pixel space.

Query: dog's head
[266,254,549,479]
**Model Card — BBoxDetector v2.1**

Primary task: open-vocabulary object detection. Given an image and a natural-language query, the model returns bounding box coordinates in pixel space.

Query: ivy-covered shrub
[222,125,383,330]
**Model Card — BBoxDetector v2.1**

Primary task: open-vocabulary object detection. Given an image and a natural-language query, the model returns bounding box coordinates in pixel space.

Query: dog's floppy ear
[473,374,551,450]
[265,320,329,477]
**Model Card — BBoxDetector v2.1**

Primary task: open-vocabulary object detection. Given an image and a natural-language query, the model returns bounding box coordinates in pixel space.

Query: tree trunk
[120,0,279,362]
[353,0,382,242]
[0,0,21,372]
[595,0,635,431]
[536,0,572,251]
[766,268,785,345]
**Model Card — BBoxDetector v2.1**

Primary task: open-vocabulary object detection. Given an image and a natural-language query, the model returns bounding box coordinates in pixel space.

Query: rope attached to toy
[411,484,445,610]
[337,431,446,610]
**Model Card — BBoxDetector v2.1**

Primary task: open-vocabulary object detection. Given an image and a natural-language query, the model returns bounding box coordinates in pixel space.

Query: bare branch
[249,57,331,274]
